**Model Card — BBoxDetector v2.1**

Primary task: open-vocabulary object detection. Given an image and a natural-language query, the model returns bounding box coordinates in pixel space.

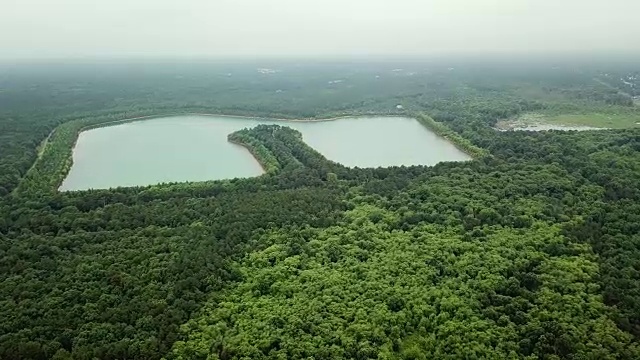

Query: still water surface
[60,115,471,190]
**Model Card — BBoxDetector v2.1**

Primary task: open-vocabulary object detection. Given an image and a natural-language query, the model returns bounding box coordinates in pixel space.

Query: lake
[59,115,471,190]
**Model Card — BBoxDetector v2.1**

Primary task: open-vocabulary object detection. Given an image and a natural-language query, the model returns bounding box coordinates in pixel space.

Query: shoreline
[54,112,384,192]
[227,138,269,174]
[59,112,412,180]
[190,113,406,122]
[78,112,410,131]
[24,111,476,194]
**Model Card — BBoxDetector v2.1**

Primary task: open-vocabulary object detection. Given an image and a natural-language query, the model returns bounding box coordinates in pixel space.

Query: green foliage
[1,188,346,359]
[171,208,638,359]
[228,130,281,174]
[1,61,640,359]
[414,114,491,158]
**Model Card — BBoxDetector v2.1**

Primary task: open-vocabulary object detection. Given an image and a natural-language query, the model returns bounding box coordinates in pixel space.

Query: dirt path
[11,129,55,195]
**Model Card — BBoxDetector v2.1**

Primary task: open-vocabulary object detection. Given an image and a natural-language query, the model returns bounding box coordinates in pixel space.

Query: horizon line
[1,50,639,64]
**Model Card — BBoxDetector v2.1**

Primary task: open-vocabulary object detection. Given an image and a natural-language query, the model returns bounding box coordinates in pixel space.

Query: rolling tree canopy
[1,61,640,359]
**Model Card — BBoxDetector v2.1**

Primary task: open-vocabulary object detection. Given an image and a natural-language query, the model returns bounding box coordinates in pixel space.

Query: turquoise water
[60,115,471,190]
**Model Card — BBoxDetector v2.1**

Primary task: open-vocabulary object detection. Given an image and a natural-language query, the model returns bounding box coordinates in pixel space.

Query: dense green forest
[1,59,640,359]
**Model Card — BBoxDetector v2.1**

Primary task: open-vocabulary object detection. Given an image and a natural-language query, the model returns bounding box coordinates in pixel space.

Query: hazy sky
[2,0,638,59]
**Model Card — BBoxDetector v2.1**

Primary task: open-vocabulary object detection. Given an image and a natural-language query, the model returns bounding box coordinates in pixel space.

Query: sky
[1,0,639,60]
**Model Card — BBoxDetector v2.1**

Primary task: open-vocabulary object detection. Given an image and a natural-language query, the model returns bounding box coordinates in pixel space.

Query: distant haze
[2,0,639,60]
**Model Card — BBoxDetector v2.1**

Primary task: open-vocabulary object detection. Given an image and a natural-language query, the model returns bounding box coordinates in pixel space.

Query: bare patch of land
[497,111,640,131]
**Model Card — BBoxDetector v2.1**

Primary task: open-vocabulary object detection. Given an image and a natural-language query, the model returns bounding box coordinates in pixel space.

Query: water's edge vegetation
[15,112,474,196]
[3,63,640,359]
[227,130,283,175]
[413,113,490,158]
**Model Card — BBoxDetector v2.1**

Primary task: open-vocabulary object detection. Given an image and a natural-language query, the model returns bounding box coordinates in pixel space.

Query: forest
[1,59,640,359]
